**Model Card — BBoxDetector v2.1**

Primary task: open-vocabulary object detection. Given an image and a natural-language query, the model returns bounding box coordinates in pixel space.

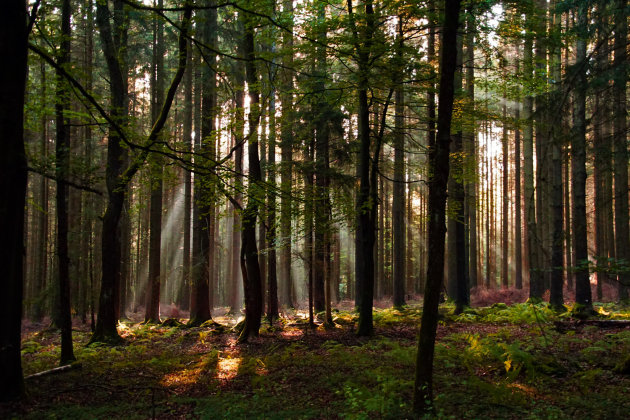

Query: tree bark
[549,0,565,310]
[238,12,264,341]
[464,10,478,289]
[55,0,76,364]
[523,26,541,301]
[613,0,629,301]
[189,3,217,326]
[91,4,191,343]
[0,0,28,401]
[180,39,193,312]
[146,0,165,324]
[279,0,295,308]
[572,2,593,313]
[413,0,461,412]
[392,14,406,309]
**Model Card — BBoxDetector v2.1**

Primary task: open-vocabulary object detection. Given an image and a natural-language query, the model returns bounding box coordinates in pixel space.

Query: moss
[572,303,596,319]
[613,354,630,374]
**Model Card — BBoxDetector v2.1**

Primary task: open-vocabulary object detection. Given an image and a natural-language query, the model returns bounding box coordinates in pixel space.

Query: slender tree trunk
[230,86,244,314]
[279,0,294,308]
[239,13,264,341]
[514,47,523,290]
[534,0,550,296]
[55,0,76,364]
[613,0,629,301]
[146,0,165,323]
[190,3,217,325]
[392,15,406,308]
[564,143,573,290]
[313,18,329,312]
[267,84,279,323]
[180,40,193,312]
[501,98,509,289]
[33,62,49,322]
[464,11,477,290]
[523,29,541,301]
[413,0,461,412]
[304,130,315,326]
[572,2,593,313]
[549,3,564,309]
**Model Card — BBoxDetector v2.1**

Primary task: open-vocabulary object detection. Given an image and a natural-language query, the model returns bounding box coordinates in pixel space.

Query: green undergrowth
[4,303,630,419]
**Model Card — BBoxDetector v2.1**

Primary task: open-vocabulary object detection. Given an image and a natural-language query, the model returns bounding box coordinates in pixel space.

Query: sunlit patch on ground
[508,382,537,396]
[280,329,304,339]
[216,355,242,380]
[160,366,202,388]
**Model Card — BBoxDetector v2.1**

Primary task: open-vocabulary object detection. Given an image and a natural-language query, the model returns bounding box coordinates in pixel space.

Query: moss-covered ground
[2,301,630,419]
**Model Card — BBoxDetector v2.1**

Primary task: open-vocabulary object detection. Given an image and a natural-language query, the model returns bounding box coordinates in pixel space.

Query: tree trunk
[613,0,629,301]
[239,13,264,341]
[464,10,478,290]
[180,40,192,312]
[279,0,294,308]
[392,15,406,309]
[91,1,130,344]
[55,0,76,365]
[572,2,593,313]
[0,0,28,401]
[267,77,279,323]
[549,4,564,309]
[514,47,523,290]
[33,62,49,322]
[350,0,380,337]
[304,129,315,326]
[522,27,541,301]
[91,3,191,342]
[146,0,165,324]
[189,3,217,326]
[229,46,245,314]
[314,4,332,319]
[501,99,509,289]
[413,0,461,412]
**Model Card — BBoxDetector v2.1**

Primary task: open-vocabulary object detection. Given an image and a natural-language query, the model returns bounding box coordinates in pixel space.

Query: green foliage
[452,302,556,324]
[12,304,630,420]
[372,307,422,327]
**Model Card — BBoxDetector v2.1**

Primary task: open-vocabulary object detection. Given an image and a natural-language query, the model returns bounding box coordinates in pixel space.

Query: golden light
[216,355,242,380]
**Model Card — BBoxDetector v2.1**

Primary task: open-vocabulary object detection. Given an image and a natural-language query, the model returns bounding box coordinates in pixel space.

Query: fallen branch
[554,319,630,332]
[25,362,82,380]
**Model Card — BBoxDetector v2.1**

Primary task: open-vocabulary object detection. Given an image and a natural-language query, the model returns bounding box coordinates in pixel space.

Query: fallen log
[25,362,82,380]
[554,319,630,332]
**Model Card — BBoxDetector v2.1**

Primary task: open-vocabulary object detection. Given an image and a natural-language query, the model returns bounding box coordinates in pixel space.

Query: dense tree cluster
[1,0,628,413]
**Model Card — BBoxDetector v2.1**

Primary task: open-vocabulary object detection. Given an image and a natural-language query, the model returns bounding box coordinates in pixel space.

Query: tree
[392,13,406,309]
[55,0,76,364]
[90,2,192,343]
[613,0,629,301]
[0,0,28,402]
[145,0,165,324]
[413,0,461,412]
[279,0,295,308]
[348,0,393,337]
[571,1,593,315]
[189,2,218,327]
[238,9,264,342]
[522,14,540,302]
[179,38,193,312]
[548,0,564,310]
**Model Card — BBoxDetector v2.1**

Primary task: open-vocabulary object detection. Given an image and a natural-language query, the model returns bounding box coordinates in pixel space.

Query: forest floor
[2,296,630,419]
